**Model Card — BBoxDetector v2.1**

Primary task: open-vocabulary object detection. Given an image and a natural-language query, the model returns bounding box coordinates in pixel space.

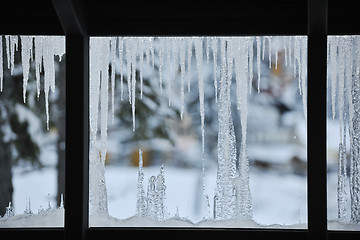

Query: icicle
[275,37,279,70]
[149,37,155,69]
[284,37,288,67]
[212,37,218,102]
[158,38,164,94]
[179,38,186,120]
[139,38,144,99]
[336,36,347,220]
[256,36,261,93]
[289,36,293,67]
[206,37,210,64]
[21,36,32,103]
[88,37,110,215]
[43,37,55,130]
[294,36,301,92]
[0,35,3,92]
[194,37,205,154]
[125,38,132,104]
[262,36,266,61]
[187,37,192,92]
[194,37,207,217]
[110,37,117,122]
[118,37,124,101]
[34,36,43,99]
[144,38,150,67]
[5,35,10,70]
[239,38,252,219]
[350,37,360,224]
[248,37,254,94]
[227,38,234,97]
[100,38,110,169]
[131,39,137,131]
[300,37,307,122]
[329,36,338,119]
[171,37,179,108]
[89,38,101,214]
[268,36,272,68]
[215,37,238,220]
[10,35,18,75]
[166,38,172,106]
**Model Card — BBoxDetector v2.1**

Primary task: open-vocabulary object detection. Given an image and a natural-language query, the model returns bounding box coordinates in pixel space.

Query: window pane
[89,36,307,228]
[0,35,65,227]
[327,35,360,231]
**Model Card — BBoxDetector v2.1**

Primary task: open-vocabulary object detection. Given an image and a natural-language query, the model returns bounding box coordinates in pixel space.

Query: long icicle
[256,36,261,93]
[20,36,32,103]
[194,37,207,218]
[0,35,3,92]
[110,37,117,122]
[212,37,218,102]
[118,37,124,101]
[131,39,137,131]
[179,38,186,120]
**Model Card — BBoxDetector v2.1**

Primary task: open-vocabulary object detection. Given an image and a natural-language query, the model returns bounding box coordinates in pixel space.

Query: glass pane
[0,35,65,227]
[327,35,360,231]
[89,36,307,228]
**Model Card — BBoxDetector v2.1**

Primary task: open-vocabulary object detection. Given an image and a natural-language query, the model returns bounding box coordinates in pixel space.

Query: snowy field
[102,164,308,226]
[1,161,357,230]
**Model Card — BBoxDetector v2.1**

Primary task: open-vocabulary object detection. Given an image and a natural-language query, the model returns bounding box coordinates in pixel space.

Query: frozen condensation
[328,36,360,225]
[88,36,307,222]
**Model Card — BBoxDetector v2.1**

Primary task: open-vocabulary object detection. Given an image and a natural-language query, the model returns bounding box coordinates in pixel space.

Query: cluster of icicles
[328,36,360,224]
[0,35,65,129]
[89,36,308,221]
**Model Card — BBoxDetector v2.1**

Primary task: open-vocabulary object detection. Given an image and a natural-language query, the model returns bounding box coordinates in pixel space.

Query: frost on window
[327,36,360,231]
[0,35,65,227]
[89,36,307,228]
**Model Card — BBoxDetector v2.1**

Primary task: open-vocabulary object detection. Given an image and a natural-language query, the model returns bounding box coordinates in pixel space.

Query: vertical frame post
[308,0,328,239]
[52,1,89,239]
[64,34,89,240]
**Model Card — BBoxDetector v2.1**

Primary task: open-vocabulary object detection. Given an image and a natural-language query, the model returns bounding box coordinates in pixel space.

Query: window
[1,0,360,240]
[88,36,307,228]
[327,35,360,231]
[0,35,65,227]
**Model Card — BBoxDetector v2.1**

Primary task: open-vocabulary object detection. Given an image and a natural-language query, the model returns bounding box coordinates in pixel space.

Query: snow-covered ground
[101,164,307,226]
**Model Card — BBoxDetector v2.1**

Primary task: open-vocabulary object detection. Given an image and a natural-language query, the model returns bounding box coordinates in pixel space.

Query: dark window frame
[0,0,359,239]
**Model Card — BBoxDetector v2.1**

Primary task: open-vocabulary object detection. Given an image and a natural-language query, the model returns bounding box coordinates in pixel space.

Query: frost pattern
[87,36,307,221]
[328,36,360,224]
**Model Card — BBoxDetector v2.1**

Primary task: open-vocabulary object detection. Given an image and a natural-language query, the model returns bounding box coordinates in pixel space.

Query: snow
[89,165,308,227]
[0,209,64,228]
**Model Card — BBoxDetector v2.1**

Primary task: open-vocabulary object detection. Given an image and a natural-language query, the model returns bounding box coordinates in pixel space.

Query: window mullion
[64,34,89,240]
[307,0,328,239]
